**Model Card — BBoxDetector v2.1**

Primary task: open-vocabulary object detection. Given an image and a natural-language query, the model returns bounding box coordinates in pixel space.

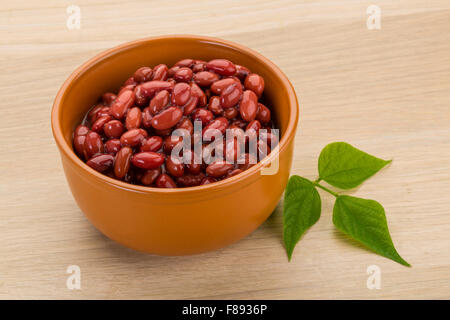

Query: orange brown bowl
[51,35,299,255]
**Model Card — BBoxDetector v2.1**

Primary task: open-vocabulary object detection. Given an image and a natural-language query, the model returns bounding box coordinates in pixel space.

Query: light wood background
[1,0,449,299]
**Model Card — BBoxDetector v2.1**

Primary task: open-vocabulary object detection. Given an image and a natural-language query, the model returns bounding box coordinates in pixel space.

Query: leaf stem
[313,180,338,197]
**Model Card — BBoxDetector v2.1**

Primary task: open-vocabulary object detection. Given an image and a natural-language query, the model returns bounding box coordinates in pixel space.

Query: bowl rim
[51,34,299,194]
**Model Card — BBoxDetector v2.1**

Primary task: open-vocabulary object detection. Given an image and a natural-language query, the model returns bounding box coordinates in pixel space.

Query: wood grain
[0,0,449,299]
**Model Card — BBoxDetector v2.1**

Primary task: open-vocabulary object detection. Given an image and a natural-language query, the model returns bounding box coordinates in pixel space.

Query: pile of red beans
[73,58,278,188]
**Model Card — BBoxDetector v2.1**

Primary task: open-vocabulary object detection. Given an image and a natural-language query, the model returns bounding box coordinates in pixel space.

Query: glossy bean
[140,136,163,152]
[104,120,124,138]
[155,174,177,188]
[174,67,193,82]
[239,90,258,121]
[206,59,236,76]
[120,128,148,147]
[256,103,271,124]
[141,168,161,185]
[133,67,153,82]
[151,106,183,130]
[190,83,207,107]
[244,73,264,97]
[210,78,237,95]
[206,161,233,178]
[220,82,242,108]
[105,139,121,154]
[83,131,104,159]
[131,152,165,169]
[110,89,135,119]
[114,146,133,179]
[125,107,142,130]
[172,82,191,106]
[207,96,223,115]
[192,108,213,126]
[151,64,169,81]
[86,154,114,173]
[166,155,185,178]
[193,71,220,87]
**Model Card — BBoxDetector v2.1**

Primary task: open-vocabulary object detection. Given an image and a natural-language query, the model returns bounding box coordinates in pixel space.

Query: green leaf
[283,176,321,261]
[333,195,410,266]
[318,142,391,189]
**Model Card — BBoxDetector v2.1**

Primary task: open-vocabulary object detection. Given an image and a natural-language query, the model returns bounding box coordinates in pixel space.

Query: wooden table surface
[1,0,449,300]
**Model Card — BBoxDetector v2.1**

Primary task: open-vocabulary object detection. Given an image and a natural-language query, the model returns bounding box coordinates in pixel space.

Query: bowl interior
[56,36,294,152]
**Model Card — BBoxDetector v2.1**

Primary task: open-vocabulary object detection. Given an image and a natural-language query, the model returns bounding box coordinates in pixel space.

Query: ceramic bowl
[51,35,298,255]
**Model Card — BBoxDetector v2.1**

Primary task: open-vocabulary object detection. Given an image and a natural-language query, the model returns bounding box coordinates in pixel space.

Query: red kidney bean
[210,78,237,95]
[174,58,194,68]
[73,135,86,158]
[200,177,216,185]
[137,81,174,105]
[148,90,169,115]
[256,103,271,123]
[245,73,264,97]
[174,67,193,82]
[168,66,180,78]
[142,107,153,128]
[235,65,250,81]
[155,174,177,188]
[104,120,124,138]
[177,173,205,187]
[105,139,121,154]
[163,135,183,154]
[74,125,89,137]
[114,146,132,179]
[86,154,114,173]
[166,155,185,177]
[83,131,104,159]
[192,62,205,73]
[151,106,183,130]
[220,82,242,108]
[154,128,173,136]
[125,107,142,130]
[206,59,236,76]
[102,93,117,105]
[91,115,111,133]
[141,168,161,185]
[133,67,153,82]
[124,76,137,87]
[88,104,105,123]
[224,107,238,120]
[230,119,247,129]
[132,152,165,169]
[182,96,198,116]
[239,90,258,121]
[176,118,194,135]
[151,64,169,81]
[206,161,233,178]
[193,71,220,87]
[207,96,223,115]
[203,117,228,141]
[246,119,261,133]
[192,108,213,125]
[190,83,207,107]
[140,136,163,152]
[172,82,191,106]
[184,150,202,175]
[120,128,148,147]
[110,89,135,119]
